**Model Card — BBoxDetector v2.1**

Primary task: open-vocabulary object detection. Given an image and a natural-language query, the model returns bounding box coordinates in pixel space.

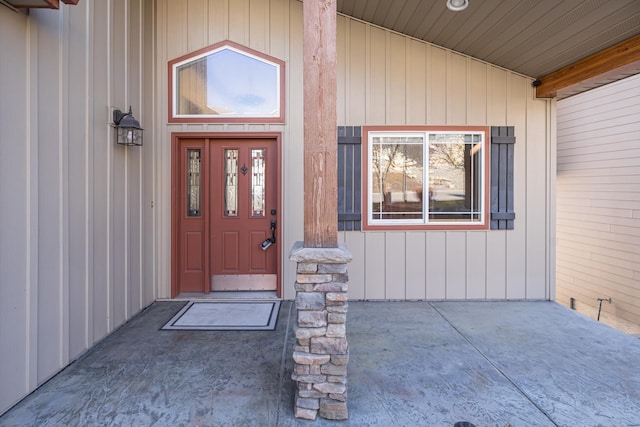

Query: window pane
[251,149,266,217]
[428,133,482,222]
[367,129,486,228]
[175,47,279,118]
[177,57,209,115]
[371,136,424,221]
[224,149,238,217]
[187,149,201,217]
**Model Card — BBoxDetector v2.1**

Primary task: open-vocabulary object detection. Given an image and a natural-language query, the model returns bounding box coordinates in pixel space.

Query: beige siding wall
[0,1,153,414]
[556,74,640,336]
[153,0,299,299]
[153,0,554,302]
[337,16,554,301]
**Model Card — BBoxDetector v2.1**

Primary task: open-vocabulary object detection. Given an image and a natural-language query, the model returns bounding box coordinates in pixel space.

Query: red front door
[209,139,278,291]
[173,135,280,297]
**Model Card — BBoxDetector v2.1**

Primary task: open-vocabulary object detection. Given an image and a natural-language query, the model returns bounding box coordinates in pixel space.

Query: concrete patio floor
[1,300,639,426]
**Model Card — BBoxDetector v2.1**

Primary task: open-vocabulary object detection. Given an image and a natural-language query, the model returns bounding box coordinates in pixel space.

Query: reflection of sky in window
[206,49,278,116]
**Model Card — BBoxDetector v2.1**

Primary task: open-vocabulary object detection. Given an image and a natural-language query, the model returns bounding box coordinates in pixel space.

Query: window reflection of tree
[372,138,423,220]
[429,135,481,221]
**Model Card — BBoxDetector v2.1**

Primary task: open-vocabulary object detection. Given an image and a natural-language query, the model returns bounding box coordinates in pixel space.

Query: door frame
[171,132,283,298]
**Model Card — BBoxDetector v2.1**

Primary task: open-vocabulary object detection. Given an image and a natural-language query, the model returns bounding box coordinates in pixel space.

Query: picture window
[364,126,489,230]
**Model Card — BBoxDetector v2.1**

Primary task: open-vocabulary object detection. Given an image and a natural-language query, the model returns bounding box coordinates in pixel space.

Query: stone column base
[289,241,352,421]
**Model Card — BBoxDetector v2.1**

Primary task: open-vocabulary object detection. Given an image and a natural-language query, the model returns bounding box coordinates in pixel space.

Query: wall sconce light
[112,106,143,146]
[446,0,469,11]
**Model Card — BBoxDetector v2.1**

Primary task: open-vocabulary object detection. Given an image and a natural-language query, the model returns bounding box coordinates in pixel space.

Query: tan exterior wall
[556,74,640,336]
[153,0,295,300]
[337,17,555,300]
[0,1,154,414]
[153,0,555,301]
[1,0,556,414]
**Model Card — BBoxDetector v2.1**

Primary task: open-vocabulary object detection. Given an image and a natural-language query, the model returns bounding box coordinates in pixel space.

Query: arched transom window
[169,41,285,123]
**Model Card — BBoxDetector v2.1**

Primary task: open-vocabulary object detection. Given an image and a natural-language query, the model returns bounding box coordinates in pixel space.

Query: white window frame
[168,41,285,124]
[364,126,489,230]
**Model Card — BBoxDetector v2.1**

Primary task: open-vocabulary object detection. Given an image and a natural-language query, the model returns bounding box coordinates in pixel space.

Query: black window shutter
[490,126,516,230]
[337,126,362,231]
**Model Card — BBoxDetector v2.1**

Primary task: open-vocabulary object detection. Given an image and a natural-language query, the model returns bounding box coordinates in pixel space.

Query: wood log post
[291,1,351,421]
[303,0,338,249]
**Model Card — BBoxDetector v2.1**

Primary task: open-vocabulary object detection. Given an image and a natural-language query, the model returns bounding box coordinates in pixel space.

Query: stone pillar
[289,241,351,421]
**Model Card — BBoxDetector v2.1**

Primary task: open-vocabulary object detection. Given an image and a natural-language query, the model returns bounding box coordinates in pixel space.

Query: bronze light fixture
[112,106,143,146]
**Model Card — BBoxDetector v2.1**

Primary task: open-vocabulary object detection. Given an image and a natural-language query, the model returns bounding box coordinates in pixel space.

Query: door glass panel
[251,149,266,217]
[224,149,238,217]
[187,149,201,217]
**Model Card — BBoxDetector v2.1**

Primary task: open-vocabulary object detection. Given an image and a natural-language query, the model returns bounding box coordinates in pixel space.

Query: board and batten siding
[556,74,640,336]
[154,0,555,302]
[154,0,301,300]
[0,1,154,415]
[337,17,554,301]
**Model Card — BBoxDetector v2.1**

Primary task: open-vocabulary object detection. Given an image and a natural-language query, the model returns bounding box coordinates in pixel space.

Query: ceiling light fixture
[446,0,469,12]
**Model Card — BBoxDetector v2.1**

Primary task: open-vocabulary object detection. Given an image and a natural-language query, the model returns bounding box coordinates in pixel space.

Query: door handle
[260,220,277,251]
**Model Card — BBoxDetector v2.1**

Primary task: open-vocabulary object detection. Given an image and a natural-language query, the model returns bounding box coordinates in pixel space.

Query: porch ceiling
[337,0,640,98]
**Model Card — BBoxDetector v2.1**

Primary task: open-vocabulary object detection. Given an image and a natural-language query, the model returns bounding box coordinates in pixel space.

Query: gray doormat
[161,300,281,331]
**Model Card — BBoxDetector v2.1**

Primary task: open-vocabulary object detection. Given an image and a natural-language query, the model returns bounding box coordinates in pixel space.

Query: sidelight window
[186,149,201,217]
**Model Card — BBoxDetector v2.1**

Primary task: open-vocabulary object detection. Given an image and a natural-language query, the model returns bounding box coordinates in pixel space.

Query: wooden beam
[536,34,640,98]
[8,0,59,8]
[6,0,78,8]
[303,0,338,248]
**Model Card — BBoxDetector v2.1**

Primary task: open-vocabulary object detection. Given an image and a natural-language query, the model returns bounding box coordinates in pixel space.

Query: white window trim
[366,128,487,229]
[171,45,282,120]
